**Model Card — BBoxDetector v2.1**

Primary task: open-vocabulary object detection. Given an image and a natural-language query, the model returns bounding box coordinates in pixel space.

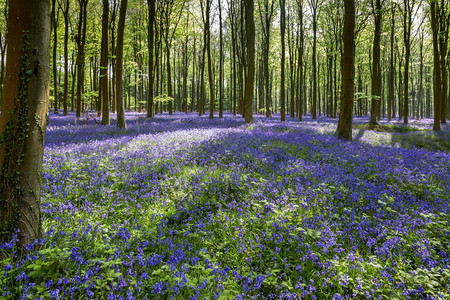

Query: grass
[0,113,449,299]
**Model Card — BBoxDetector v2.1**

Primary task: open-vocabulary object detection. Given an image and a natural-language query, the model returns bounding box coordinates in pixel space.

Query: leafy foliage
[0,112,449,299]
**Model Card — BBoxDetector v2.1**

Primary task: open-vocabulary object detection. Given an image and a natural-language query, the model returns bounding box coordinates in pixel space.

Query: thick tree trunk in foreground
[0,0,50,246]
[116,0,127,128]
[100,0,110,125]
[337,0,355,140]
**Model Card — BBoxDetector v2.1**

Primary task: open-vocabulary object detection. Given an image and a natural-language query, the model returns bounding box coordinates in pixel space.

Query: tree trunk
[75,0,88,118]
[51,0,58,113]
[218,0,224,118]
[403,1,411,124]
[100,0,110,125]
[280,0,286,121]
[147,0,155,118]
[337,0,355,140]
[310,1,319,120]
[369,0,381,125]
[0,0,50,246]
[430,1,441,131]
[388,2,395,121]
[61,0,69,115]
[244,0,255,123]
[116,0,128,128]
[206,0,215,119]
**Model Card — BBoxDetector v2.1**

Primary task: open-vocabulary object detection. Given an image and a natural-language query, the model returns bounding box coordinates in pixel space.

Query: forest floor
[1,112,449,299]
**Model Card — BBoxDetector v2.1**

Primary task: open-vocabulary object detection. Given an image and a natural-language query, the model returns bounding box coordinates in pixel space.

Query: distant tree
[57,0,69,116]
[51,0,59,114]
[402,0,418,124]
[368,0,382,126]
[147,0,155,118]
[280,0,286,121]
[218,0,224,118]
[116,0,128,129]
[258,0,275,118]
[308,0,321,120]
[0,0,50,246]
[388,1,395,121]
[75,0,88,118]
[337,0,355,140]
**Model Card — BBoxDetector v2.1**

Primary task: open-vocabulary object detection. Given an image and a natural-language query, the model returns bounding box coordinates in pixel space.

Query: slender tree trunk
[297,1,303,121]
[310,1,319,120]
[280,0,286,121]
[61,0,69,115]
[0,0,50,246]
[431,1,441,130]
[337,0,355,140]
[206,0,215,119]
[369,0,381,125]
[116,0,127,128]
[76,0,88,118]
[219,0,224,118]
[147,0,155,118]
[244,0,255,123]
[101,0,110,125]
[402,1,412,124]
[418,31,423,120]
[51,0,59,113]
[0,3,7,110]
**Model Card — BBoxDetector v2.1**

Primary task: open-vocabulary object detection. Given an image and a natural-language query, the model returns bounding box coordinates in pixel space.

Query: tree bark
[369,0,381,125]
[337,0,355,140]
[51,0,58,113]
[431,1,441,131]
[0,0,50,246]
[244,0,255,123]
[280,0,286,121]
[100,0,110,125]
[218,0,224,118]
[75,0,88,118]
[206,0,215,119]
[116,0,128,128]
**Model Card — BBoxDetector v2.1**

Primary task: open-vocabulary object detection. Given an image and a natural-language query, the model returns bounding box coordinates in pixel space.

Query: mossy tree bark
[0,0,50,246]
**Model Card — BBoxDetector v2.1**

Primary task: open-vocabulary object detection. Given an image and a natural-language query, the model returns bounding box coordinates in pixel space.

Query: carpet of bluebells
[1,111,449,299]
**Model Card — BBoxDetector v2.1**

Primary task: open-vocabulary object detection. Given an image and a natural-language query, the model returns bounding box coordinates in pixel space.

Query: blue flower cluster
[0,112,448,299]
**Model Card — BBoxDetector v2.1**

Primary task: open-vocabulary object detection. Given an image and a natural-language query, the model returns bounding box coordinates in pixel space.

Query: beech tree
[337,0,355,140]
[0,0,50,246]
[116,0,128,129]
[244,0,255,123]
[100,0,109,125]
